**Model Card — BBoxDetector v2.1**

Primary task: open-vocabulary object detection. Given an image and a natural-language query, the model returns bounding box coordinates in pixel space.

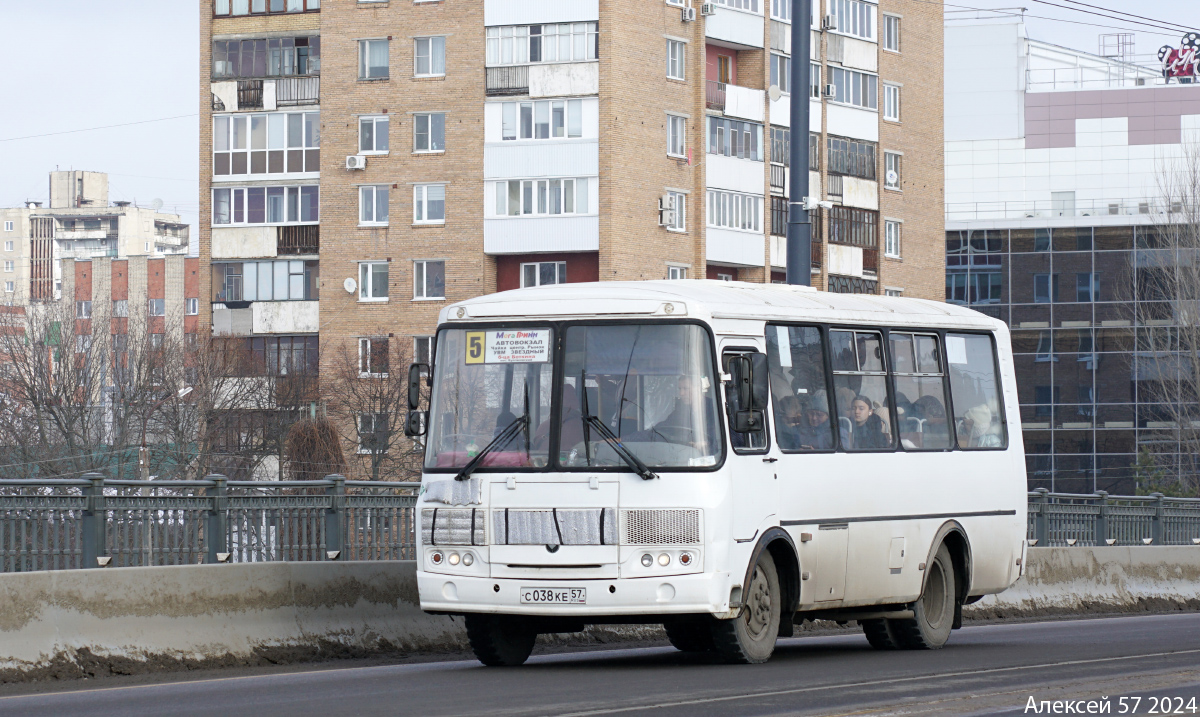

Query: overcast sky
[0,1,1194,236]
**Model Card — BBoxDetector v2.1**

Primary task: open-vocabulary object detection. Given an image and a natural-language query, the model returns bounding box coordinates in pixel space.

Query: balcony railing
[946,197,1175,222]
[277,225,319,255]
[485,66,529,96]
[706,81,727,111]
[237,80,264,110]
[276,76,320,106]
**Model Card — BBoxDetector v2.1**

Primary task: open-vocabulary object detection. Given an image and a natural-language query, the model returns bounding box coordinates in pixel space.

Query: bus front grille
[621,509,701,545]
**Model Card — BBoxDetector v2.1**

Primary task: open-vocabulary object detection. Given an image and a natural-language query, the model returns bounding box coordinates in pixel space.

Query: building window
[414,185,446,224]
[521,261,567,288]
[884,152,901,190]
[148,299,165,317]
[1077,273,1100,302]
[770,0,791,21]
[415,37,446,77]
[883,84,901,122]
[494,178,589,217]
[357,413,389,454]
[213,0,320,17]
[884,220,901,258]
[414,113,446,152]
[485,23,599,66]
[707,190,762,233]
[212,186,319,225]
[707,117,764,161]
[1034,273,1059,303]
[360,185,389,225]
[827,136,876,180]
[667,115,687,158]
[76,335,92,354]
[213,112,320,177]
[3,241,11,251]
[668,266,688,280]
[2,222,11,232]
[810,63,821,99]
[829,206,877,247]
[501,99,583,141]
[1035,330,1054,362]
[665,191,687,232]
[829,0,875,40]
[946,273,1002,305]
[414,335,433,365]
[113,300,128,317]
[713,0,760,11]
[359,336,389,377]
[359,116,389,153]
[770,53,791,93]
[2,262,12,273]
[359,261,389,301]
[667,40,686,80]
[76,301,92,319]
[828,66,878,110]
[414,260,446,300]
[884,288,902,297]
[716,271,734,281]
[211,36,320,78]
[3,282,12,293]
[882,14,901,52]
[359,39,389,79]
[186,298,199,315]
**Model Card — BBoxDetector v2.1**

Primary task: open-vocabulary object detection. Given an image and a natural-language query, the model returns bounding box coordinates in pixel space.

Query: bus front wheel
[712,551,781,664]
[465,614,537,666]
[664,618,715,653]
[893,544,956,650]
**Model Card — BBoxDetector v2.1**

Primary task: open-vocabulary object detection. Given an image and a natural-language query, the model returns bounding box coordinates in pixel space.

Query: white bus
[408,281,1026,665]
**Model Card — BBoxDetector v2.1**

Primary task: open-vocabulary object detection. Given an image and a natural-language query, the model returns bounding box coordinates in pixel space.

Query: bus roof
[440,280,1005,333]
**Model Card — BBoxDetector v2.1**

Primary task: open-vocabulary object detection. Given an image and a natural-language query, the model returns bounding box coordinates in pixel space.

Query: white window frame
[413,184,446,225]
[3,262,12,273]
[829,0,876,41]
[3,241,11,251]
[884,287,903,297]
[884,219,901,259]
[883,83,901,122]
[770,0,791,22]
[212,111,320,179]
[359,115,390,154]
[413,260,446,300]
[500,99,584,141]
[716,271,735,281]
[415,36,446,77]
[2,222,11,232]
[666,39,686,81]
[520,261,568,288]
[414,112,446,153]
[359,39,390,80]
[4,282,13,293]
[414,335,434,366]
[828,66,878,111]
[185,298,199,315]
[667,114,687,158]
[884,151,902,191]
[211,185,320,226]
[667,265,688,280]
[360,185,390,226]
[485,23,599,67]
[76,300,92,319]
[358,336,389,378]
[359,261,389,302]
[148,298,166,317]
[770,53,791,94]
[706,189,763,233]
[357,412,389,454]
[665,190,687,232]
[494,178,590,218]
[113,300,128,317]
[882,14,901,53]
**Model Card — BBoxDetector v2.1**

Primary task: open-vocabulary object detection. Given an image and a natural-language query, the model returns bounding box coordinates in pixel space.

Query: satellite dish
[886,170,899,186]
[768,85,782,103]
[150,198,164,211]
[344,278,358,294]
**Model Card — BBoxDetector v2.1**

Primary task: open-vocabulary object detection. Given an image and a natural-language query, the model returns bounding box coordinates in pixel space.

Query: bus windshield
[424,323,723,471]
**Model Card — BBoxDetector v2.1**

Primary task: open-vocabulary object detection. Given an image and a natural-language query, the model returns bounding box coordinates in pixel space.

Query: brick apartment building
[201,0,943,459]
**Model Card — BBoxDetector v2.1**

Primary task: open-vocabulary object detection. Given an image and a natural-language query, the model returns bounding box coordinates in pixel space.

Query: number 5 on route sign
[465,332,484,364]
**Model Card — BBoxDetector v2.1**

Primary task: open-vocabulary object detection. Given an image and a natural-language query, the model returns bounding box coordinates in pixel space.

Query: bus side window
[830,329,895,451]
[946,333,1007,449]
[890,332,952,450]
[723,351,769,452]
[766,325,836,452]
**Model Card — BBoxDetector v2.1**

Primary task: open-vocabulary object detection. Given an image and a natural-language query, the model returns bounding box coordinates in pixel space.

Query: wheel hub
[744,565,772,639]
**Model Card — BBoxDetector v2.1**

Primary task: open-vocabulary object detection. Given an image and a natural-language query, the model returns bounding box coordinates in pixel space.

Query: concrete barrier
[2,547,1198,680]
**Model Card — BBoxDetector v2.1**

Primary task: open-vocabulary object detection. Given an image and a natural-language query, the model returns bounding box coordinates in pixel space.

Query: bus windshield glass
[560,324,721,469]
[425,328,556,470]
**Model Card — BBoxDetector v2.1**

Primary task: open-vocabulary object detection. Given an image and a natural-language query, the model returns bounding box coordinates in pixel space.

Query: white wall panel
[485,0,597,26]
[706,6,765,49]
[484,140,599,179]
[826,104,878,142]
[725,85,765,123]
[484,216,599,254]
[706,154,765,194]
[252,301,319,335]
[530,62,599,97]
[706,227,765,267]
[212,227,275,259]
[842,176,878,210]
[841,37,878,73]
[485,97,598,143]
[768,96,821,131]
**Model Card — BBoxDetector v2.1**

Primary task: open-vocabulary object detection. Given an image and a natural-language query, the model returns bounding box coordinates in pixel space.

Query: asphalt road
[4,614,1200,717]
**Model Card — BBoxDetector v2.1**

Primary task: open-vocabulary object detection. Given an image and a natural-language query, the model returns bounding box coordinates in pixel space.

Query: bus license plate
[520,587,586,604]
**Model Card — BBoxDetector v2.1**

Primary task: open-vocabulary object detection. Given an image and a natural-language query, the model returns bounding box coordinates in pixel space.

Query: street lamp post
[139,385,193,481]
[785,0,813,286]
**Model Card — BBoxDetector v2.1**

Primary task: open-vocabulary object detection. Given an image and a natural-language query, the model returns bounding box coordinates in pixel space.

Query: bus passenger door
[722,347,778,541]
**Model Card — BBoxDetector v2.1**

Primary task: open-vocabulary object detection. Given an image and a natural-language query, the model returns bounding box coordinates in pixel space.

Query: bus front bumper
[418,570,733,617]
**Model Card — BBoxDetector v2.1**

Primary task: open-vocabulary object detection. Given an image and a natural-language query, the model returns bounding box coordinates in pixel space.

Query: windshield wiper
[455,386,530,482]
[579,379,657,481]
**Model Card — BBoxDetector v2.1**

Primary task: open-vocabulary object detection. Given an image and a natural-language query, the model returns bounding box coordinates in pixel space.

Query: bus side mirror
[748,353,769,411]
[726,354,769,433]
[408,363,428,410]
[405,410,427,438]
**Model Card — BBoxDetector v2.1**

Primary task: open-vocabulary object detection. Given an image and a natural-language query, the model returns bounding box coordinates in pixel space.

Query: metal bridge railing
[1027,489,1200,547]
[0,474,417,572]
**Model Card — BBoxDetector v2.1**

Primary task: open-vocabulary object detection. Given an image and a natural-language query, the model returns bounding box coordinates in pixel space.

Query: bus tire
[893,544,956,650]
[861,618,901,650]
[664,618,715,653]
[464,614,537,666]
[711,551,781,664]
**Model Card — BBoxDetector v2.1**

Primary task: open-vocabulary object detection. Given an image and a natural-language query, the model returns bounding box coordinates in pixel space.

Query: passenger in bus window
[849,395,889,450]
[960,404,1002,448]
[775,394,805,449]
[797,390,838,450]
[913,394,951,449]
[654,375,718,451]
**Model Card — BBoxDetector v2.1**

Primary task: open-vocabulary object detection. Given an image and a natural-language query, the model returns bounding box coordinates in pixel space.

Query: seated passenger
[960,404,1002,448]
[775,395,806,449]
[796,390,838,450]
[849,394,890,450]
[652,375,716,450]
[914,394,950,448]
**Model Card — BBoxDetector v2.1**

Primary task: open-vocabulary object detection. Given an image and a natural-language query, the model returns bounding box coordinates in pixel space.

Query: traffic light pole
[785,0,813,286]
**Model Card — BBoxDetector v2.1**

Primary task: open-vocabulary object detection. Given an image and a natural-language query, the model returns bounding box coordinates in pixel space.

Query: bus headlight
[448,552,461,566]
[462,552,474,566]
[641,554,654,567]
[658,553,671,567]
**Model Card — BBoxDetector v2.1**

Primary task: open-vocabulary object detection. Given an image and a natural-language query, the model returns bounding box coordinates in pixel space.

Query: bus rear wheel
[664,618,715,653]
[893,544,956,650]
[711,551,781,664]
[464,614,537,666]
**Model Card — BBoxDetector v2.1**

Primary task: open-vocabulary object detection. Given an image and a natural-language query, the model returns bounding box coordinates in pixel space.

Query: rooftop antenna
[150,198,163,212]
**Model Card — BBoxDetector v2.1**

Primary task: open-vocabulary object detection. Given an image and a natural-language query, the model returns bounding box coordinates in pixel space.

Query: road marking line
[555,648,1200,716]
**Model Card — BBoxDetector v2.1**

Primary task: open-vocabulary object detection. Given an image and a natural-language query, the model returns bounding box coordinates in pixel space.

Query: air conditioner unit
[682,6,697,21]
[822,15,837,30]
[346,155,367,170]
[659,194,677,211]
[823,83,836,98]
[701,2,717,15]
[659,209,677,227]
